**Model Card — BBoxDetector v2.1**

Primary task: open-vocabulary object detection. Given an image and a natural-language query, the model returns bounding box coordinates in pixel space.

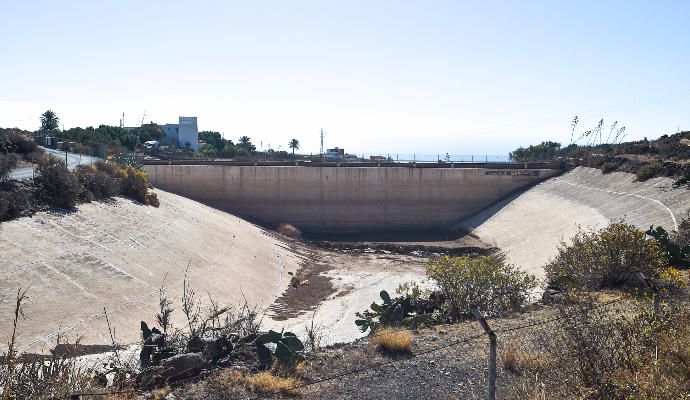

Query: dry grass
[502,343,550,375]
[222,370,301,396]
[371,328,413,354]
[276,223,301,238]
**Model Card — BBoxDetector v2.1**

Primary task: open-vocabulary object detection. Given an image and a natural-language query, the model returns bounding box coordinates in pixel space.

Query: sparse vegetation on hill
[505,297,690,400]
[511,116,690,183]
[510,141,561,162]
[0,156,159,222]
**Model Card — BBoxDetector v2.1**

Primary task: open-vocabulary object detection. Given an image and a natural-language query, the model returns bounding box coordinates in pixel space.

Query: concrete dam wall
[144,164,560,232]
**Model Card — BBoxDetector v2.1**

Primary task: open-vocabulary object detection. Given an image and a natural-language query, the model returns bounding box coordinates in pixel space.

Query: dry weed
[276,223,301,238]
[241,371,301,396]
[371,328,413,354]
[502,343,550,375]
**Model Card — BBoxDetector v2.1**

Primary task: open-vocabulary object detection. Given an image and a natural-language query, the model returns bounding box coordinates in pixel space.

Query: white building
[161,116,199,151]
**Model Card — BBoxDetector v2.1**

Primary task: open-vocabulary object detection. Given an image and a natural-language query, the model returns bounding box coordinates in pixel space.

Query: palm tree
[40,110,59,131]
[288,138,300,157]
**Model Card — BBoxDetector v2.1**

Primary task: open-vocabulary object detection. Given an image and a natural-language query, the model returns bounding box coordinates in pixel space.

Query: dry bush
[34,155,79,208]
[75,164,120,200]
[371,328,413,354]
[426,255,537,320]
[0,131,37,155]
[94,159,119,176]
[0,153,18,180]
[545,222,668,291]
[145,192,160,207]
[276,223,301,238]
[0,184,32,221]
[506,299,690,399]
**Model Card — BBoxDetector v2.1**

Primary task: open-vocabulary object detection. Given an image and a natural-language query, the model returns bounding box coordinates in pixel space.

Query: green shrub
[426,256,537,319]
[545,222,668,290]
[635,162,662,181]
[600,160,619,174]
[116,164,149,203]
[34,156,79,208]
[646,225,690,269]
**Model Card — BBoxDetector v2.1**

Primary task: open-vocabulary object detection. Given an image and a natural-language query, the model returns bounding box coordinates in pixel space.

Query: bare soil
[264,232,494,324]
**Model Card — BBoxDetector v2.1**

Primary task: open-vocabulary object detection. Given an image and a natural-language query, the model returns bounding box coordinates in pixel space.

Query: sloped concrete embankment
[459,166,690,277]
[0,190,301,354]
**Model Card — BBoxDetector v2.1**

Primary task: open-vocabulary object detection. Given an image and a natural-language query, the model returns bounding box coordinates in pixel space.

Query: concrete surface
[144,165,560,232]
[9,147,100,180]
[5,165,689,352]
[460,166,690,277]
[0,190,301,354]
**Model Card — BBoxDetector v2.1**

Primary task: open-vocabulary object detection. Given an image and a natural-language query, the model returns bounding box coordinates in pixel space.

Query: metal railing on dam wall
[142,159,562,170]
[143,163,562,232]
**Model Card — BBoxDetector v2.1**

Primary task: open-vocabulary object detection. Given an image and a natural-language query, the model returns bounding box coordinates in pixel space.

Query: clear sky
[1,1,689,155]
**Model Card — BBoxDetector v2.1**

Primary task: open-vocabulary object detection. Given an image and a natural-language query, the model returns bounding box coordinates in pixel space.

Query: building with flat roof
[160,117,199,150]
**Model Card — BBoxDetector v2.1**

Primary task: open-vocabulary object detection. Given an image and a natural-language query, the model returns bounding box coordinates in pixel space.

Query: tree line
[37,110,302,158]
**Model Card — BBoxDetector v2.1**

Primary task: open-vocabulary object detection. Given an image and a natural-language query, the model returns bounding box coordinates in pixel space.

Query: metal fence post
[471,304,496,400]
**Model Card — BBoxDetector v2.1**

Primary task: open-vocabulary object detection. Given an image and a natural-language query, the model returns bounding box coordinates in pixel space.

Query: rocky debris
[136,353,208,388]
[51,343,116,357]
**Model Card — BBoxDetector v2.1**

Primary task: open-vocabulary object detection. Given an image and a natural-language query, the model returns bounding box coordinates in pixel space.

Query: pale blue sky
[1,1,689,155]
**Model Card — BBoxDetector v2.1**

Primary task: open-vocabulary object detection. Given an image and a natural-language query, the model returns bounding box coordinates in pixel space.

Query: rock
[541,286,565,304]
[203,337,233,363]
[135,353,208,388]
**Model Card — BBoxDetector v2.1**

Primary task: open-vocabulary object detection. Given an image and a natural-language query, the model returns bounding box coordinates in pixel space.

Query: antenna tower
[320,128,324,156]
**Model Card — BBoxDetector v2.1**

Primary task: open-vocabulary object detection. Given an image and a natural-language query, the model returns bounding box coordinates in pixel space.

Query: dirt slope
[0,190,302,353]
[461,166,690,276]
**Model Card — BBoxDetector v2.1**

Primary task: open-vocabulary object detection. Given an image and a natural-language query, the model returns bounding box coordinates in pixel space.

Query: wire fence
[63,292,689,400]
[8,286,685,399]
[250,298,630,400]
[330,154,514,164]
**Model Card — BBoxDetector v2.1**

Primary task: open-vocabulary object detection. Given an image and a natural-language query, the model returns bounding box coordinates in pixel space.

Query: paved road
[8,147,101,180]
